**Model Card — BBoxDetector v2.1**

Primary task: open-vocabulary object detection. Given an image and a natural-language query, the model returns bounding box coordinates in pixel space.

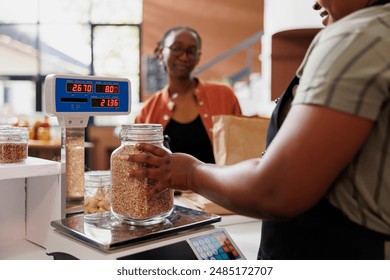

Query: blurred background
[0,0,322,169]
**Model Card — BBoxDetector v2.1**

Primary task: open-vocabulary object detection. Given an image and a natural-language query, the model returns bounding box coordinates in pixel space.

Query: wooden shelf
[28,139,94,149]
[28,139,61,149]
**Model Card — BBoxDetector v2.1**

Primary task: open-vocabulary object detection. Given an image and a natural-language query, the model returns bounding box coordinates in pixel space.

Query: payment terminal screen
[189,230,243,260]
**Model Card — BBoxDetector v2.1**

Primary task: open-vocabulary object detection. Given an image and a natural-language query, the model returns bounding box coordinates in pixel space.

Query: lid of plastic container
[0,125,13,129]
[85,170,111,186]
[0,126,29,141]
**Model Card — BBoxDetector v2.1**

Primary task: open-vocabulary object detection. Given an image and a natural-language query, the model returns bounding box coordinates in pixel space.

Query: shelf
[0,157,61,181]
[28,139,61,149]
[28,139,93,149]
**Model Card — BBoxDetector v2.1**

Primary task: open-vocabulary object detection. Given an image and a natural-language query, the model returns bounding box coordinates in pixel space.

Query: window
[0,80,36,121]
[0,0,142,126]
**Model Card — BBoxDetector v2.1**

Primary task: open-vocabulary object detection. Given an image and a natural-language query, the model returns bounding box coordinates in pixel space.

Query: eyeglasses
[165,45,201,59]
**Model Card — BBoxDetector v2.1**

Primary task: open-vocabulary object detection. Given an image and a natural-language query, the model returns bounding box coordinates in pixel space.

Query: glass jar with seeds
[84,170,111,222]
[110,124,173,226]
[0,126,29,164]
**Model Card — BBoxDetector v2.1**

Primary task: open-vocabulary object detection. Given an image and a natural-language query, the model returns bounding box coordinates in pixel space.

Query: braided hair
[153,26,202,60]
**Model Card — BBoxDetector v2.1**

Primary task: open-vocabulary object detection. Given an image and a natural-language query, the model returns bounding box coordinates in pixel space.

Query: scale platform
[47,205,247,260]
[51,205,221,252]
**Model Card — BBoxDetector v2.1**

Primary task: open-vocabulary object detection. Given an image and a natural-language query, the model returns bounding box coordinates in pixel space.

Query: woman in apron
[259,0,390,259]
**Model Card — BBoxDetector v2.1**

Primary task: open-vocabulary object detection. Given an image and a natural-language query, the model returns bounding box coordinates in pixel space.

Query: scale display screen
[66,82,93,93]
[91,98,119,108]
[66,83,119,94]
[45,74,130,114]
[95,84,119,94]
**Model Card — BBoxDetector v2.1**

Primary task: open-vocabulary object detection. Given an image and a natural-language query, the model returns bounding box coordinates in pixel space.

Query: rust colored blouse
[135,80,242,142]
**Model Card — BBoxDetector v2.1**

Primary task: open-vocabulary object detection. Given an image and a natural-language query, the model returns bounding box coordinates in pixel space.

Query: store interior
[0,0,323,260]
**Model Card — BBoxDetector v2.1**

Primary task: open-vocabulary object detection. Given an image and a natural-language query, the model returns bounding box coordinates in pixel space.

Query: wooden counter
[28,139,93,162]
[28,139,61,161]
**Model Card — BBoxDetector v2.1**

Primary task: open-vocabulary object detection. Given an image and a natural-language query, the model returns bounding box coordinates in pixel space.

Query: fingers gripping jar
[110,124,173,226]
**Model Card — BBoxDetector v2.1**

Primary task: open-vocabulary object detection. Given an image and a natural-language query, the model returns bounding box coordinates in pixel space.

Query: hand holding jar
[110,124,174,226]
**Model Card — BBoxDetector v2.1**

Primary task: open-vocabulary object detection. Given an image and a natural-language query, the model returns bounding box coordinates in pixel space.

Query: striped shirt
[293,4,390,235]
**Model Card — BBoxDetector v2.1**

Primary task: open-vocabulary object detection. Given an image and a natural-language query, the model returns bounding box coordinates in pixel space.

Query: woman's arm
[127,104,373,220]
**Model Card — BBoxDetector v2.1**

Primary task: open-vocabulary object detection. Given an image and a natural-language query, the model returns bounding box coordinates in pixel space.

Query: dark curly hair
[153,26,202,59]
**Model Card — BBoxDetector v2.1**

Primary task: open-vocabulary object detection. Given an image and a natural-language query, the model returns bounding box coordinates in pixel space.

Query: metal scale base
[51,205,221,251]
[47,205,247,260]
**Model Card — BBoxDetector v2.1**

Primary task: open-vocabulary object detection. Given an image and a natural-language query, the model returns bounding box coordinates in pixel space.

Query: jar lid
[120,124,163,142]
[0,126,29,141]
[0,125,12,129]
[85,170,111,187]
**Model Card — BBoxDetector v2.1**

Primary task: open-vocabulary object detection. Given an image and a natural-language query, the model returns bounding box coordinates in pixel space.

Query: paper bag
[212,115,269,166]
[176,192,234,215]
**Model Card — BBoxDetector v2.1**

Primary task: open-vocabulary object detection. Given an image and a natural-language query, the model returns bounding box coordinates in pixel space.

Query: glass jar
[84,170,111,222]
[0,126,29,164]
[110,124,173,226]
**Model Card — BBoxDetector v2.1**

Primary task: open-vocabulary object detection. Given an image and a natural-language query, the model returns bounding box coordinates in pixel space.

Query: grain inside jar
[111,145,173,221]
[0,127,29,164]
[110,124,173,226]
[65,128,85,201]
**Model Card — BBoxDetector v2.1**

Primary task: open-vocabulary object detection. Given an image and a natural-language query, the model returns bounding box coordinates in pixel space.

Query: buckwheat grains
[111,145,173,223]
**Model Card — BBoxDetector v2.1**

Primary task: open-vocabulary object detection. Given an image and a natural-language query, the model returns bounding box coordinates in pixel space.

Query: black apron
[258,77,390,258]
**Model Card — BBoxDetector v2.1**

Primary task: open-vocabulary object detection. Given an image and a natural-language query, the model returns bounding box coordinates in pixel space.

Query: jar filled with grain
[84,170,111,222]
[0,126,29,164]
[110,124,173,226]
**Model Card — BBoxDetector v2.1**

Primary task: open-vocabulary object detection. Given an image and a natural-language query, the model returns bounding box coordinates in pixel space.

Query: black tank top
[164,115,215,163]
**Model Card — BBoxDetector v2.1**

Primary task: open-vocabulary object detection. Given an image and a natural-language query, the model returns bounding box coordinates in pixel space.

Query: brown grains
[0,126,28,164]
[0,143,28,164]
[111,145,173,222]
[65,129,85,200]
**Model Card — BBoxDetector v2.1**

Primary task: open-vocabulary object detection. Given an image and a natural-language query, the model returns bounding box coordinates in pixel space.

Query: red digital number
[84,84,92,92]
[108,99,118,106]
[72,84,81,92]
[71,83,92,92]
[105,85,118,93]
[95,98,118,107]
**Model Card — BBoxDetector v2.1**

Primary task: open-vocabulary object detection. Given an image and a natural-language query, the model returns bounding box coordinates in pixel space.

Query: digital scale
[46,205,245,260]
[43,74,246,260]
[44,73,131,127]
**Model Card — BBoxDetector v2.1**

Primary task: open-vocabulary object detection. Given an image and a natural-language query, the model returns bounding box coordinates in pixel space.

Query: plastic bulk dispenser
[44,74,131,215]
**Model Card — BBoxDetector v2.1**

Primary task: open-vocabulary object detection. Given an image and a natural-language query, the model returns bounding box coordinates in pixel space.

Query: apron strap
[266,76,299,147]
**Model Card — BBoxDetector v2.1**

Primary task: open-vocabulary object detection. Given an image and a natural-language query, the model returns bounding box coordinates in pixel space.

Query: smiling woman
[135,26,242,164]
[313,0,378,25]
